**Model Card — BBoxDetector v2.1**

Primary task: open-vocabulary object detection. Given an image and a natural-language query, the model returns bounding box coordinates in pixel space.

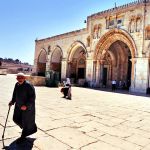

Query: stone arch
[94,29,136,59]
[51,45,63,62]
[68,41,87,62]
[50,45,63,80]
[37,49,47,76]
[67,41,87,84]
[108,51,117,66]
[94,29,136,88]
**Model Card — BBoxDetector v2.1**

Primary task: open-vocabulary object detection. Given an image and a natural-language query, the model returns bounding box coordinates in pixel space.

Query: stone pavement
[0,75,150,150]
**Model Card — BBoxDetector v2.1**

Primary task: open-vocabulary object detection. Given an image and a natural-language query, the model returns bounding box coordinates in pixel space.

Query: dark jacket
[12,80,37,136]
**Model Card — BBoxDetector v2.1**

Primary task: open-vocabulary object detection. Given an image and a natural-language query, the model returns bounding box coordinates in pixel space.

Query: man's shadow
[3,137,36,150]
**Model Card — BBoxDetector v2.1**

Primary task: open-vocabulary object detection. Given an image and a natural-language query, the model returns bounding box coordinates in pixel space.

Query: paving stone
[116,124,150,139]
[68,115,96,123]
[85,130,106,139]
[81,141,122,150]
[142,144,150,150]
[125,134,150,147]
[0,126,20,139]
[37,117,73,131]
[34,136,70,150]
[98,134,142,150]
[47,127,97,149]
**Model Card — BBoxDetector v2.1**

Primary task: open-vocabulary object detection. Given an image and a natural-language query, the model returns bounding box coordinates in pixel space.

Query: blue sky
[0,0,133,65]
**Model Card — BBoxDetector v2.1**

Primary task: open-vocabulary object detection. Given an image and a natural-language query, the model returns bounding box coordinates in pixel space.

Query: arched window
[136,18,141,32]
[130,19,135,33]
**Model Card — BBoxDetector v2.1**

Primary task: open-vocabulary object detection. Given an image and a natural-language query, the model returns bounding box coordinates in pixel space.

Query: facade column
[33,58,38,74]
[99,59,105,87]
[93,61,97,82]
[61,58,67,80]
[67,62,71,78]
[86,58,94,86]
[130,58,149,93]
[46,54,51,72]
[95,60,100,87]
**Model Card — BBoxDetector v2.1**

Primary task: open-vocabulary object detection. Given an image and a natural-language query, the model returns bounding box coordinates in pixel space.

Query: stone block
[26,76,46,86]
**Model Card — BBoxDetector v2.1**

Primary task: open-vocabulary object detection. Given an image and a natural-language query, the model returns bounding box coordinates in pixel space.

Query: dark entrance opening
[102,68,107,87]
[78,68,85,79]
[126,56,131,89]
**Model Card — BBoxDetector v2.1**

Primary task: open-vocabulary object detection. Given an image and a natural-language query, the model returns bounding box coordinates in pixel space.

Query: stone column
[130,58,149,93]
[61,58,67,80]
[95,60,100,87]
[86,59,94,86]
[130,58,136,90]
[33,58,38,74]
[99,60,105,87]
[93,61,97,81]
[66,62,72,78]
[46,55,51,72]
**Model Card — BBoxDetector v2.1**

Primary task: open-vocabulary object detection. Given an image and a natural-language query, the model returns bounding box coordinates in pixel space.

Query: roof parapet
[89,0,149,18]
[36,28,87,42]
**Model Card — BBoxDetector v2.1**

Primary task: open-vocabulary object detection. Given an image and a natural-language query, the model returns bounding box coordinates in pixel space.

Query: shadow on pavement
[80,86,150,97]
[3,137,36,150]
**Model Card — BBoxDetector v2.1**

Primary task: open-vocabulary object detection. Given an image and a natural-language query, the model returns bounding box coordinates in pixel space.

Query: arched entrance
[95,29,136,89]
[37,49,47,76]
[50,46,62,81]
[68,41,87,84]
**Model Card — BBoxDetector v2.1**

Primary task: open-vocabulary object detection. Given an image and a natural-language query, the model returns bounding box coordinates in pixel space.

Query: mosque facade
[34,0,150,93]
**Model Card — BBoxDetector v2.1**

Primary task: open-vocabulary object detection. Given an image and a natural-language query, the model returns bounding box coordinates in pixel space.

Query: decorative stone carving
[136,17,142,32]
[93,24,102,39]
[129,19,135,33]
[129,15,142,33]
[93,24,98,39]
[86,36,90,47]
[105,15,124,29]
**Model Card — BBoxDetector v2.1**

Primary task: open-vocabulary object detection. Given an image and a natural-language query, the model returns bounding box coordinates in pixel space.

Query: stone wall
[26,76,46,86]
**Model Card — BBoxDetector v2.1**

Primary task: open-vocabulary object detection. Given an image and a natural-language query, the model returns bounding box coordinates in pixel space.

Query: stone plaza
[0,75,150,149]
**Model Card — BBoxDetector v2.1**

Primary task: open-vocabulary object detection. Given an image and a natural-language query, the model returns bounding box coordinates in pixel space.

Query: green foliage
[45,70,60,87]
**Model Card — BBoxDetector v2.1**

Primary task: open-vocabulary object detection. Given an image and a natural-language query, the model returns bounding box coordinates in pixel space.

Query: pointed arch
[68,41,87,62]
[94,29,137,60]
[38,49,47,63]
[49,45,63,80]
[37,49,47,76]
[51,45,63,62]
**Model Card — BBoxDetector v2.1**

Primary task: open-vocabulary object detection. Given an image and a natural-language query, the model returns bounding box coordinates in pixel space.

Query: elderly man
[9,72,37,144]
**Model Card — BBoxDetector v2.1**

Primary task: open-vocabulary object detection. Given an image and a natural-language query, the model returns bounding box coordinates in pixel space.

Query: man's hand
[8,101,14,107]
[21,105,27,111]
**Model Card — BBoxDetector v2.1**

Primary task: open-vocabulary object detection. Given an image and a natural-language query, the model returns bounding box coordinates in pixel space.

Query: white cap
[16,72,25,77]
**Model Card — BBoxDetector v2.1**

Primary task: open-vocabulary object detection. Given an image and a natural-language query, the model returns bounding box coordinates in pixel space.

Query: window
[79,58,85,65]
[117,19,122,24]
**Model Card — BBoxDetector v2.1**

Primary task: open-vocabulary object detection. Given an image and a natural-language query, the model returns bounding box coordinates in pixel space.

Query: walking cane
[2,106,11,149]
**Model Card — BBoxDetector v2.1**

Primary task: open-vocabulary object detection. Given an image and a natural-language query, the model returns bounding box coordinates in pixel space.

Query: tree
[15,59,21,64]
